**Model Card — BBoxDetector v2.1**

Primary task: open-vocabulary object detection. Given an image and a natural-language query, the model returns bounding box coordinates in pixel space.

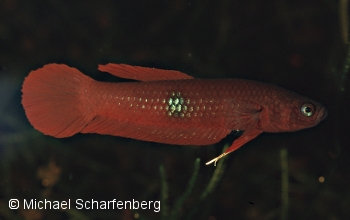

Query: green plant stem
[201,143,229,199]
[159,165,169,219]
[280,148,289,220]
[339,42,350,92]
[185,143,229,220]
[170,158,201,219]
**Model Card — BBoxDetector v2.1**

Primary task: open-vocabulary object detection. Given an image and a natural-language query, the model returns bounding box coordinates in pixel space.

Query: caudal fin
[21,64,95,137]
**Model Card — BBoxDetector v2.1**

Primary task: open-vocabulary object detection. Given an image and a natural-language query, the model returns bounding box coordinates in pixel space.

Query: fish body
[21,64,327,164]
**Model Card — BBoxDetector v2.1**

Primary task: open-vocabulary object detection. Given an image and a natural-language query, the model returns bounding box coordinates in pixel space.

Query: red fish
[21,63,327,165]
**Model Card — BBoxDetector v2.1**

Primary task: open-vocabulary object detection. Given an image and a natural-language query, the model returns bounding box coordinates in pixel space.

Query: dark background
[0,0,349,219]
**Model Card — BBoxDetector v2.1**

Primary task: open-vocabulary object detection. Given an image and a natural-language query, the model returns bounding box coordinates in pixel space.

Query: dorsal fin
[98,63,194,81]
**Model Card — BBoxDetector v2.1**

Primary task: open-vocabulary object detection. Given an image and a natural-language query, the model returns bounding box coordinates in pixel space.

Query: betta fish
[21,63,327,165]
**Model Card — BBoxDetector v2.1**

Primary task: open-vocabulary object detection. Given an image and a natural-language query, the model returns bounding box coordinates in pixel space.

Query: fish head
[259,92,327,133]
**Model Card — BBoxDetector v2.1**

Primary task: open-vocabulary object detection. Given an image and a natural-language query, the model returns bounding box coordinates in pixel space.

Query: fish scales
[88,80,241,126]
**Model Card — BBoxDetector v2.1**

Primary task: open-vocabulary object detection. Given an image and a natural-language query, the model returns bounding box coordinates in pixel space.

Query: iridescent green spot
[167,92,188,118]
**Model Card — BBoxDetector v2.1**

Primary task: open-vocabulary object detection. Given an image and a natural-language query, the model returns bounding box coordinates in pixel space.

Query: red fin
[206,100,262,166]
[224,128,263,154]
[98,63,194,81]
[81,116,230,145]
[224,99,262,129]
[206,128,263,165]
[21,64,95,137]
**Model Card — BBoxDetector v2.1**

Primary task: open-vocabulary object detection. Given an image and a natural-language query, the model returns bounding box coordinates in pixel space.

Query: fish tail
[21,64,95,137]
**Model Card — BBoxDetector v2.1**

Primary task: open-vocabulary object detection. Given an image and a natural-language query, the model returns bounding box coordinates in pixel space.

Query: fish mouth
[317,106,328,121]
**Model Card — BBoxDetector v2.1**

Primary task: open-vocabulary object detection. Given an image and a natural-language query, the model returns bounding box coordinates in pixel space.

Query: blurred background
[0,0,349,219]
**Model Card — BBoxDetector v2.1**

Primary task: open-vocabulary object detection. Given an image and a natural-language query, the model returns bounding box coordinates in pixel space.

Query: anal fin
[81,115,230,146]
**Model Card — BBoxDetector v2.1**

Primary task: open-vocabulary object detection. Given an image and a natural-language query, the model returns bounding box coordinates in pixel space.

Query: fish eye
[300,103,315,117]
